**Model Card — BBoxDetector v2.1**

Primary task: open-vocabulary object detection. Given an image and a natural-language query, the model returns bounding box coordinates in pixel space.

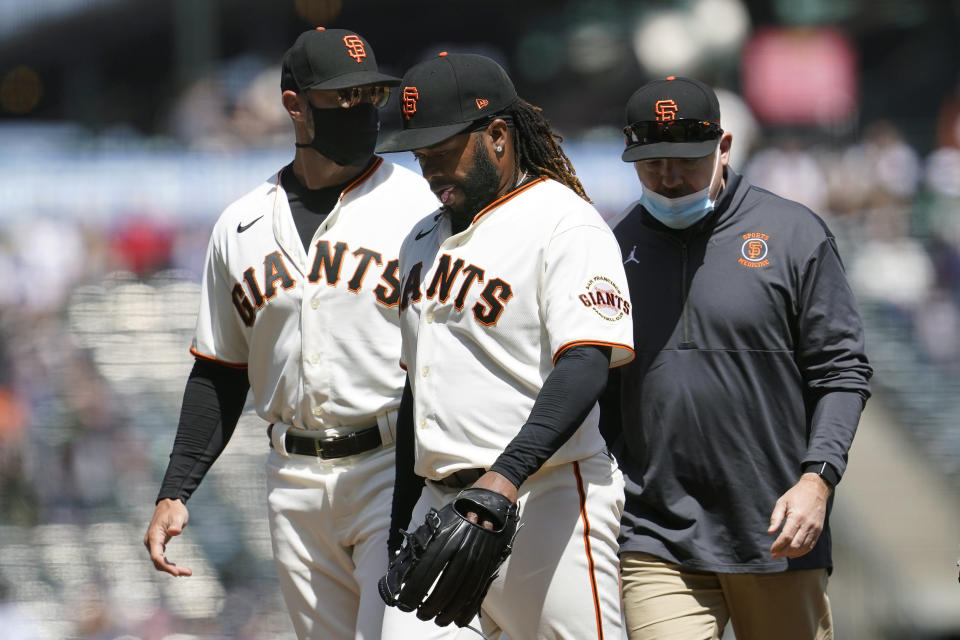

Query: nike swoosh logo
[415,219,442,240]
[237,215,264,233]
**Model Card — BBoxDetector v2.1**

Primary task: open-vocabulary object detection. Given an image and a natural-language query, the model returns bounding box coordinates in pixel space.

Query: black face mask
[297,103,380,166]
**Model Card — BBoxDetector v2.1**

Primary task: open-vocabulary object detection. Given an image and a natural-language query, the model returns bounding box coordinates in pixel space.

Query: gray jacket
[605,169,872,573]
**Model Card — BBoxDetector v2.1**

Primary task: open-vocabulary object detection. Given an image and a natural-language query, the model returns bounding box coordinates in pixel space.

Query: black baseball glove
[378,487,520,627]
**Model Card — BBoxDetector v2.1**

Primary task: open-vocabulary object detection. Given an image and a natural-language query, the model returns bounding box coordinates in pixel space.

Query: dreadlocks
[504,99,590,203]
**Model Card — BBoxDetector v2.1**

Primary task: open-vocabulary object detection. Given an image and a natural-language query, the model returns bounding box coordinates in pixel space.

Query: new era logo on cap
[376,52,518,153]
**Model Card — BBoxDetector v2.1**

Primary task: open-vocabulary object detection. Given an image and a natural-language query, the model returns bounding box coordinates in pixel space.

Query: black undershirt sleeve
[156,358,250,504]
[490,345,612,489]
[388,375,424,556]
[598,365,623,452]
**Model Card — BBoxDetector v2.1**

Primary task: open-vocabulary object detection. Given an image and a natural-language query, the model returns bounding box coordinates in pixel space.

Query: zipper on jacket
[679,241,694,348]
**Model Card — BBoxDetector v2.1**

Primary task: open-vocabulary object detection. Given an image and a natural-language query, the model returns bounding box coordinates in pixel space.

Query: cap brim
[305,70,401,90]
[621,139,719,162]
[376,122,474,153]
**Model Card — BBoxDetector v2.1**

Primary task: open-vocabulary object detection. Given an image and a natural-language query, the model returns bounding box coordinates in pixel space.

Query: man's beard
[445,141,502,229]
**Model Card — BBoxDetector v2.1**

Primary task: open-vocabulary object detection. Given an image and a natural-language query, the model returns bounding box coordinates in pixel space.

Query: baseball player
[142,28,438,639]
[375,52,634,640]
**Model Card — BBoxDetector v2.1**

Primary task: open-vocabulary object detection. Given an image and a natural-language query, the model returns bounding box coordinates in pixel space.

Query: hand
[466,471,518,530]
[767,473,831,559]
[144,498,193,576]
[379,486,519,626]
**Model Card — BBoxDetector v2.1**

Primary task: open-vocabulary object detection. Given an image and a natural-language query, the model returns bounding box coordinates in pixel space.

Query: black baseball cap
[621,76,723,162]
[376,52,518,153]
[281,27,400,92]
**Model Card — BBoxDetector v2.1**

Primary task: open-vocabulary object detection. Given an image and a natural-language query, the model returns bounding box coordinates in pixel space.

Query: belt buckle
[314,438,325,459]
[318,431,358,459]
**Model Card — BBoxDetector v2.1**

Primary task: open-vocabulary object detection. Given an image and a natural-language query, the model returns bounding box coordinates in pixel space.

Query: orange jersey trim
[341,156,384,199]
[471,176,546,225]
[189,347,248,370]
[573,461,605,640]
[552,340,636,367]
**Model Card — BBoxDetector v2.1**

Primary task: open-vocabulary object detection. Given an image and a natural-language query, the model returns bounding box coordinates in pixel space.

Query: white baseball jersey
[397,177,635,480]
[191,157,438,429]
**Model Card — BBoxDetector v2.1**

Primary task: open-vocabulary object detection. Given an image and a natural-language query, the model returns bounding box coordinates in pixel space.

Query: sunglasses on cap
[623,119,723,145]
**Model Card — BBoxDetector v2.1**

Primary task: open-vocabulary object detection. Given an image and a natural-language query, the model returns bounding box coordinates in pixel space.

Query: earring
[495,145,503,153]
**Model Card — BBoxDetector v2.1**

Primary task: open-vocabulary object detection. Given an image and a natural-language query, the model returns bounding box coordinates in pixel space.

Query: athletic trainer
[603,75,873,640]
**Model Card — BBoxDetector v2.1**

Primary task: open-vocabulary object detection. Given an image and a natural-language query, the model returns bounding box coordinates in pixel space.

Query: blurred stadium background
[0,0,959,638]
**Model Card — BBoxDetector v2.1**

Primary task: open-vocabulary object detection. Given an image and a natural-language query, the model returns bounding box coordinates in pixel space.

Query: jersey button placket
[302,277,330,424]
[415,300,437,433]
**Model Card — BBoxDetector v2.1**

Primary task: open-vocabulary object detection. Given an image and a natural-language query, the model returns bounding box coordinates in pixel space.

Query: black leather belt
[268,423,382,459]
[433,467,486,488]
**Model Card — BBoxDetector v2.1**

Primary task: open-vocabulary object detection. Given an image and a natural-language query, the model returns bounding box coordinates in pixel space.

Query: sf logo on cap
[343,35,367,63]
[402,87,419,120]
[654,99,678,121]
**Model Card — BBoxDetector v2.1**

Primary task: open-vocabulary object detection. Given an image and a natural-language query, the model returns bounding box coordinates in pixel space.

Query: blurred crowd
[743,120,960,478]
[745,119,960,371]
[2,62,960,637]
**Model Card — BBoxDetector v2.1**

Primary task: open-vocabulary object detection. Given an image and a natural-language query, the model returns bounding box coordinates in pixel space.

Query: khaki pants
[620,552,833,640]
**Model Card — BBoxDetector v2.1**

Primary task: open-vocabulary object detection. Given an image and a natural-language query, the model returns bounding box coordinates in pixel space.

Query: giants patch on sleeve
[578,276,631,321]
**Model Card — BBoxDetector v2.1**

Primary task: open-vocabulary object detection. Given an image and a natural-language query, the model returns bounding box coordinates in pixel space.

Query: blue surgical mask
[640,148,720,229]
